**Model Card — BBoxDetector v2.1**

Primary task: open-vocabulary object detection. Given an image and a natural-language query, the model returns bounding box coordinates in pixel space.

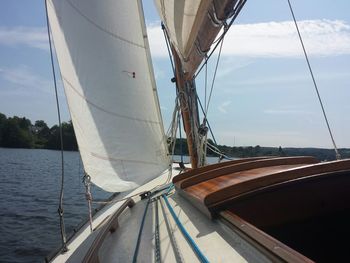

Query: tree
[46,122,78,151]
[61,121,78,151]
[33,120,50,148]
[278,146,286,157]
[2,116,33,148]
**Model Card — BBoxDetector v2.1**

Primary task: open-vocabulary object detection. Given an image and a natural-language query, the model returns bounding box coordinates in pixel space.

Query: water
[0,148,111,263]
[0,148,221,262]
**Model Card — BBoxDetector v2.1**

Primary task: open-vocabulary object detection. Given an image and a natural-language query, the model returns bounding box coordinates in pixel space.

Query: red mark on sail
[122,70,136,78]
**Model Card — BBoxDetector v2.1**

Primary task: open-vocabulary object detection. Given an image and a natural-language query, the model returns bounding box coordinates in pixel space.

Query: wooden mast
[164,0,247,169]
[172,46,199,169]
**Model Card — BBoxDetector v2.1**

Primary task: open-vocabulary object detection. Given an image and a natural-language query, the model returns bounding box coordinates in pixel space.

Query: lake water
[0,148,221,262]
[0,148,111,263]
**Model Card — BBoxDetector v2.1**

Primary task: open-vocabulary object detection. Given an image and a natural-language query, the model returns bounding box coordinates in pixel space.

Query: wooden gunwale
[172,156,270,184]
[83,198,135,263]
[178,156,318,189]
[203,159,350,206]
[174,158,350,218]
[220,211,314,263]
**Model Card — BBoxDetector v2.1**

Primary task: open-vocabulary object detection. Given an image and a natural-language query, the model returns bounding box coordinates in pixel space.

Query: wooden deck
[173,157,350,262]
[173,157,350,217]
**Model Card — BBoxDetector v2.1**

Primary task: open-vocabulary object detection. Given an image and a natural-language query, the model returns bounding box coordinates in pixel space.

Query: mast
[155,0,247,169]
[172,47,200,169]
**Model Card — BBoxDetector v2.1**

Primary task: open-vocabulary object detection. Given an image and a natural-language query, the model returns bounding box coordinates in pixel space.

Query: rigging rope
[287,0,341,160]
[178,109,184,164]
[45,0,68,251]
[204,57,208,111]
[196,94,218,146]
[163,22,192,166]
[195,0,247,78]
[132,195,151,263]
[205,37,224,116]
[161,22,176,75]
[83,174,93,233]
[154,197,161,263]
[206,141,233,161]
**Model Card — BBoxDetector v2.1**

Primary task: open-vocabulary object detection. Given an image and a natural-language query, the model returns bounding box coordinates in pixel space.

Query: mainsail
[47,0,169,192]
[155,0,244,78]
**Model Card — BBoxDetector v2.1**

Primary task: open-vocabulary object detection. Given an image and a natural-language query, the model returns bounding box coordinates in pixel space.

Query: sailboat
[45,0,350,262]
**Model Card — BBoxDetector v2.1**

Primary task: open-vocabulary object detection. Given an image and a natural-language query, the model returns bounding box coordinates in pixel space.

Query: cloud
[147,22,168,58]
[3,19,349,58]
[218,100,231,113]
[147,19,350,58]
[0,26,48,50]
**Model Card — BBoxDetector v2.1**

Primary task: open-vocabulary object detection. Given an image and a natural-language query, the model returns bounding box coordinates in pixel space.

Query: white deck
[50,165,272,262]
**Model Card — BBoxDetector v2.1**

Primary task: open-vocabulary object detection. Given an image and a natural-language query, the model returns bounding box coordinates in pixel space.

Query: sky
[0,0,349,148]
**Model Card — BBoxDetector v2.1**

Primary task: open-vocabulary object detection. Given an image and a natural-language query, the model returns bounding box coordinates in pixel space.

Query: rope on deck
[162,194,210,263]
[132,195,151,263]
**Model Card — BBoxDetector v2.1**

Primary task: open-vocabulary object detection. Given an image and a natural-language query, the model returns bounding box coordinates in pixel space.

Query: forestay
[47,0,169,192]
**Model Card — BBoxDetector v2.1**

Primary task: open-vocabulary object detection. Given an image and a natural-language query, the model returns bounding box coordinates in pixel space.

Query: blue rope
[165,183,174,195]
[162,194,209,263]
[132,196,151,263]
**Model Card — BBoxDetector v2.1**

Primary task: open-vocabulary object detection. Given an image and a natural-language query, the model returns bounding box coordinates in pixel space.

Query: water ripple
[0,148,111,263]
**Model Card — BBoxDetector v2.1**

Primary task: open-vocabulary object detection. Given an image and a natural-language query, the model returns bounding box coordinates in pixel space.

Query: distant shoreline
[1,145,349,162]
[1,113,349,161]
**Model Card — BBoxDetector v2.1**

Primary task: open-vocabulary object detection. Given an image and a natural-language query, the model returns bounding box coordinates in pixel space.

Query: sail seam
[64,0,145,49]
[62,76,161,125]
[90,152,161,165]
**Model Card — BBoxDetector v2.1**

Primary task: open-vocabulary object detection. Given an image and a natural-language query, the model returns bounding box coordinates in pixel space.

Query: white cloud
[147,23,168,58]
[147,19,350,58]
[218,100,231,114]
[3,20,349,58]
[0,26,48,50]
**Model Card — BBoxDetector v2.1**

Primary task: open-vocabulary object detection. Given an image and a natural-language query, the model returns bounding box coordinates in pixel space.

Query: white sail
[47,0,169,192]
[154,0,211,64]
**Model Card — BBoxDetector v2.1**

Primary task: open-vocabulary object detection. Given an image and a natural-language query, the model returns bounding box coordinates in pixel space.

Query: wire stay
[287,0,341,160]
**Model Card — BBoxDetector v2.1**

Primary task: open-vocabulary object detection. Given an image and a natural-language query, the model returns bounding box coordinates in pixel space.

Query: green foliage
[1,116,33,148]
[0,112,349,160]
[0,113,77,151]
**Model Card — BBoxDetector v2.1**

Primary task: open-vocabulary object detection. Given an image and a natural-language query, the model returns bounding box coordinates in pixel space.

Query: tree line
[171,138,350,161]
[1,113,349,160]
[0,113,77,151]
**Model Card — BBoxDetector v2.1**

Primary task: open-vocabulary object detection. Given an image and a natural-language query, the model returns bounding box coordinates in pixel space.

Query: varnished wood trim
[83,198,135,263]
[205,159,350,205]
[220,211,314,263]
[173,157,270,184]
[181,157,318,189]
